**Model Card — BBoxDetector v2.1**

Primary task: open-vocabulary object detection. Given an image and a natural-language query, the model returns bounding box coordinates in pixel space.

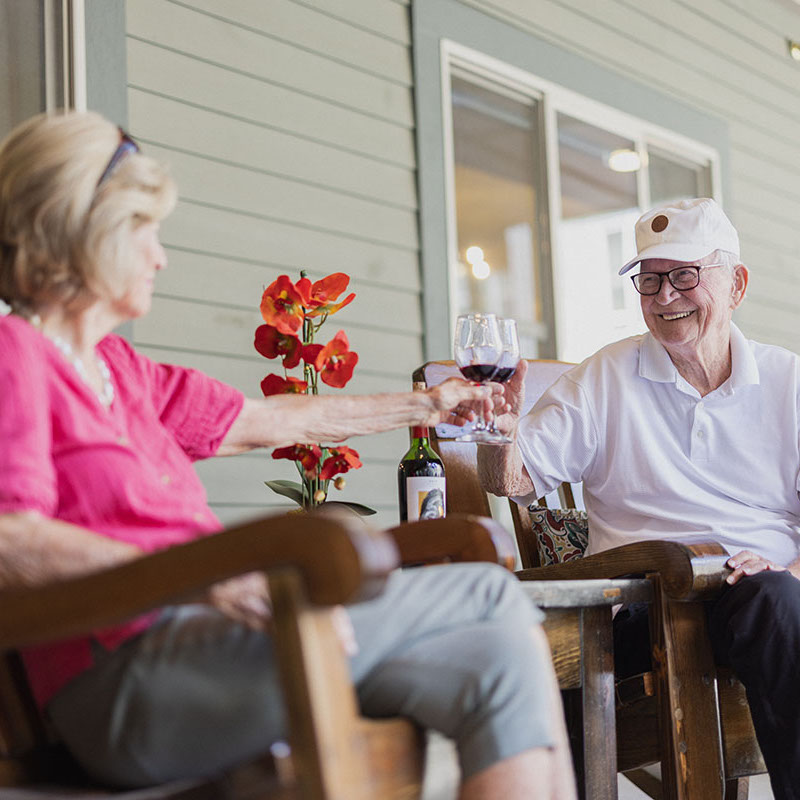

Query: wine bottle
[398,383,446,522]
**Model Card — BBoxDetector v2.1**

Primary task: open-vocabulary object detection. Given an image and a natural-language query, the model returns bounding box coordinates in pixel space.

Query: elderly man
[479,197,800,800]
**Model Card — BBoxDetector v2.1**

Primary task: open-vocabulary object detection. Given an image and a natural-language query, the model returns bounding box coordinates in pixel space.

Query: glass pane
[555,113,644,363]
[450,73,554,358]
[649,148,712,205]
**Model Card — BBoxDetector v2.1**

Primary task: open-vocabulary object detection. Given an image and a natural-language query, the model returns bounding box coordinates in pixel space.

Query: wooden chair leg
[561,606,618,800]
[581,605,617,800]
[650,577,725,800]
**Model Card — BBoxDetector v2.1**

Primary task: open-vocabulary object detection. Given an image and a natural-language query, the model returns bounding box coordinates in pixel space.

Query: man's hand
[425,378,504,427]
[489,359,527,435]
[726,550,786,585]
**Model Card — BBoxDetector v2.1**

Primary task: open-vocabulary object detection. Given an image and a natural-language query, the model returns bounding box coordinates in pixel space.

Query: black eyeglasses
[96,128,139,188]
[631,264,725,296]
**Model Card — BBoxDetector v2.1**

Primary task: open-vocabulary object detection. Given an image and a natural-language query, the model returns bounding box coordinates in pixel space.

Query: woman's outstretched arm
[217,379,502,455]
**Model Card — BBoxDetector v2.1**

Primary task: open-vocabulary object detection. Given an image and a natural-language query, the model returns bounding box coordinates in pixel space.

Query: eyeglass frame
[630,263,727,296]
[96,128,140,188]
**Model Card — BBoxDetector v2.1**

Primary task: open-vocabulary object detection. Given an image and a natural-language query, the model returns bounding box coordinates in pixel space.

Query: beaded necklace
[29,315,115,408]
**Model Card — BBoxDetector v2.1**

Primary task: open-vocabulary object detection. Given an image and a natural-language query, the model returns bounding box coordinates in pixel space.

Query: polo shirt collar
[639,331,678,383]
[638,323,760,390]
[728,322,760,390]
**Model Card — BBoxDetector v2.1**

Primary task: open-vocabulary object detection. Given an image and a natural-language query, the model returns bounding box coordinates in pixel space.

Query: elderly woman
[0,112,574,799]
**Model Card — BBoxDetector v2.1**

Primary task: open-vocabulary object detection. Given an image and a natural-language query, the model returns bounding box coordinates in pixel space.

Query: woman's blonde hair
[0,110,176,313]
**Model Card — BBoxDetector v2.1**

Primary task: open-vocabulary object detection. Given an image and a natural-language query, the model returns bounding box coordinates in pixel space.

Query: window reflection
[450,73,555,358]
[556,113,644,363]
[649,148,712,205]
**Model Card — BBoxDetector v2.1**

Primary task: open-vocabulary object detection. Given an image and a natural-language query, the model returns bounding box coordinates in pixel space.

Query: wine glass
[494,318,520,384]
[483,318,520,439]
[453,313,510,444]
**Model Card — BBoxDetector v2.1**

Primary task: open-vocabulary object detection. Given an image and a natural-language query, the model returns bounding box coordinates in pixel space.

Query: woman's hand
[425,378,504,427]
[725,550,786,585]
[207,571,272,630]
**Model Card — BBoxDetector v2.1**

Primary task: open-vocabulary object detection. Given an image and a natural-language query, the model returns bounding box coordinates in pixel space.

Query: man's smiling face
[638,256,742,357]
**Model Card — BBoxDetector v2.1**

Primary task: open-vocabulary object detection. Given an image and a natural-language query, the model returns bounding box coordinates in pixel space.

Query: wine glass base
[454,430,513,445]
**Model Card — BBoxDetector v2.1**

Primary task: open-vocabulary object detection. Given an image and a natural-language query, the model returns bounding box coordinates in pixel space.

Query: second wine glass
[482,318,520,441]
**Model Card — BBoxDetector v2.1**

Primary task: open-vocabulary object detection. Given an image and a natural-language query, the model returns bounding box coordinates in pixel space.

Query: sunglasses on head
[96,128,139,188]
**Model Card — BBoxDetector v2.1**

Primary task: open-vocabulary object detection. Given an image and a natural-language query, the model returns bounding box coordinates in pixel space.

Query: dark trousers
[613,571,800,800]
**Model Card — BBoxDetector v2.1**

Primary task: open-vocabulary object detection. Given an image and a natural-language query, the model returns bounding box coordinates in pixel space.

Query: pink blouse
[0,315,244,706]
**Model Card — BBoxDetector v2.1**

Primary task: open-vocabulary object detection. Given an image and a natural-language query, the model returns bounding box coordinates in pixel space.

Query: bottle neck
[411,426,429,441]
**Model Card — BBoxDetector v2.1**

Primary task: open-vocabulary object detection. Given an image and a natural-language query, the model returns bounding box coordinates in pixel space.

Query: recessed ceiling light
[471,260,491,280]
[608,149,642,173]
[789,39,800,61]
[465,246,484,265]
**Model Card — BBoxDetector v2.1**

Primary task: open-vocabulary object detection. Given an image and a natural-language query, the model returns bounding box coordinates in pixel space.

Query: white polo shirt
[516,324,800,565]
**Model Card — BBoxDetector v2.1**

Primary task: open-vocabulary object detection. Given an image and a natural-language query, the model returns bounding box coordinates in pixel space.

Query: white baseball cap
[618,197,740,275]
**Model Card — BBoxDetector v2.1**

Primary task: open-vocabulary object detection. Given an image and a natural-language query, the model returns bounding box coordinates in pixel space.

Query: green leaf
[322,500,377,516]
[264,480,304,505]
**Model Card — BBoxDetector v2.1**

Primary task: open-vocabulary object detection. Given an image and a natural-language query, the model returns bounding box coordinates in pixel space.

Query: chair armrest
[386,514,517,570]
[516,538,731,600]
[0,513,398,651]
[521,578,653,609]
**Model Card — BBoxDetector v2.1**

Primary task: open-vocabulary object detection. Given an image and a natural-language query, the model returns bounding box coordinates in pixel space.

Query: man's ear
[731,264,749,309]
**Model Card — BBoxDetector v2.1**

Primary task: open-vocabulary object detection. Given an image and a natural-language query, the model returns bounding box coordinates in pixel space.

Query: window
[449,71,553,358]
[443,45,720,363]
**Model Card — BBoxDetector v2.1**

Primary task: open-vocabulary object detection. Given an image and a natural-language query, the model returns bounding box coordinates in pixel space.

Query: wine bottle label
[405,477,446,522]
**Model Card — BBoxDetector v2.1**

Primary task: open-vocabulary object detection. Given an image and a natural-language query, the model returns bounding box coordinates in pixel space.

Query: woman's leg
[459,626,576,800]
[348,563,575,797]
[47,605,286,788]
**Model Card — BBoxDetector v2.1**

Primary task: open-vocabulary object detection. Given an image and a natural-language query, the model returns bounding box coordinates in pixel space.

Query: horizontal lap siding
[125,0,416,528]
[459,0,800,353]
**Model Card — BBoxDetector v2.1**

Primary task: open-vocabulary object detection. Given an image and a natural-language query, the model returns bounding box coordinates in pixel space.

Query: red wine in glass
[459,364,498,382]
[491,366,516,383]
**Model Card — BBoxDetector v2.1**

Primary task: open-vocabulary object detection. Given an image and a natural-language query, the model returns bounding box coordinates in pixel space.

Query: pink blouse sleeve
[0,324,57,515]
[100,336,245,461]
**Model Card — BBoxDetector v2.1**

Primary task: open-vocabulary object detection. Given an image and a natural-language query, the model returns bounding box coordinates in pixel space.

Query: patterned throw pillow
[527,506,589,566]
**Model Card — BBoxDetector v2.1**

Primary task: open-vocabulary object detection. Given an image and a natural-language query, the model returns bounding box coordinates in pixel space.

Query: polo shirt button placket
[691,399,709,459]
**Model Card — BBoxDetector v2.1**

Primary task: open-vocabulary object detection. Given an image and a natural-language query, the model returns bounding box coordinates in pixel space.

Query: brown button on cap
[651,214,669,232]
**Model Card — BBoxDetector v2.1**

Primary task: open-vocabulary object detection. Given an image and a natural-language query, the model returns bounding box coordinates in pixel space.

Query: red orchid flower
[260,374,308,397]
[272,444,322,478]
[254,324,302,368]
[296,272,355,318]
[319,445,362,481]
[260,275,306,335]
[314,330,359,389]
[300,342,324,365]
